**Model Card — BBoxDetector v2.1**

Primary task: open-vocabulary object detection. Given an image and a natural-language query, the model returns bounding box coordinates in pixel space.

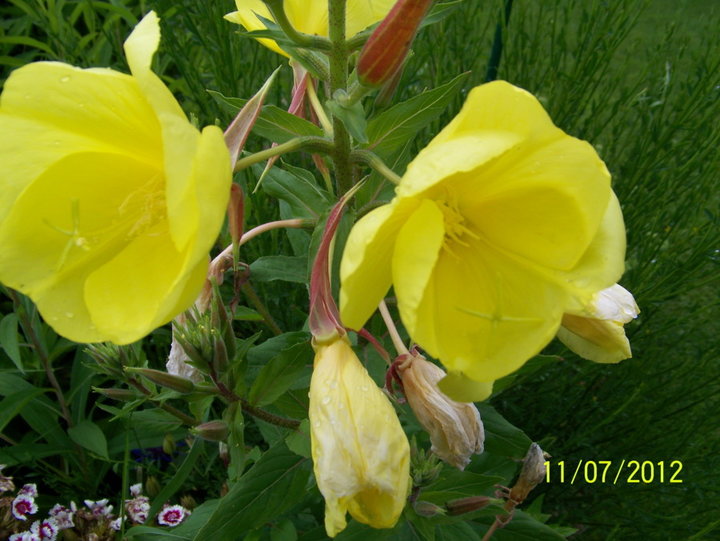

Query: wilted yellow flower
[0,12,232,344]
[340,81,626,401]
[310,336,410,537]
[397,353,484,470]
[558,283,639,363]
[225,0,395,57]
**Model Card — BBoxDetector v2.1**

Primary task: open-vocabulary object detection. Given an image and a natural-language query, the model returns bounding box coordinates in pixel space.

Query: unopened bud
[192,420,230,442]
[145,476,161,498]
[446,496,491,516]
[509,443,548,503]
[180,495,198,511]
[126,368,196,394]
[413,500,446,517]
[357,0,433,87]
[93,387,137,401]
[398,353,484,470]
[163,434,177,456]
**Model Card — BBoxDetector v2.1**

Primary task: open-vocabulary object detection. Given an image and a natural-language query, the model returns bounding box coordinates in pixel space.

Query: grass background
[1,0,719,539]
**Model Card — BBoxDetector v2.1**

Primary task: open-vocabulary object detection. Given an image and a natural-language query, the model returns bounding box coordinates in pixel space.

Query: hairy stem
[328,0,353,194]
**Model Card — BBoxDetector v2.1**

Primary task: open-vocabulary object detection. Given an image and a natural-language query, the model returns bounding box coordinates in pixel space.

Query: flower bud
[145,476,162,498]
[446,496,491,516]
[192,420,229,442]
[93,387,138,401]
[163,434,177,456]
[509,443,548,503]
[310,336,411,537]
[125,367,196,394]
[357,0,433,87]
[413,500,446,517]
[558,284,639,363]
[397,353,484,470]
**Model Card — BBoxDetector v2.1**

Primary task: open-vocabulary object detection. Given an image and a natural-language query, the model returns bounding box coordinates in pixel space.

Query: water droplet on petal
[360,385,369,392]
[65,312,74,318]
[322,396,331,405]
[60,76,70,83]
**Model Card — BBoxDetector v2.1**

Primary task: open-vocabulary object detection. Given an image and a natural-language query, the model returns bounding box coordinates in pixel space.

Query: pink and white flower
[129,483,143,498]
[30,518,59,541]
[18,483,38,498]
[12,494,38,521]
[9,532,40,541]
[157,504,190,527]
[110,517,123,531]
[48,502,76,530]
[84,498,113,517]
[126,495,150,523]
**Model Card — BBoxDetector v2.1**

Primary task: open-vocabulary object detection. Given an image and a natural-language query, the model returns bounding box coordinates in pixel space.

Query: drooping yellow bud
[309,336,410,537]
[558,283,639,363]
[397,353,484,470]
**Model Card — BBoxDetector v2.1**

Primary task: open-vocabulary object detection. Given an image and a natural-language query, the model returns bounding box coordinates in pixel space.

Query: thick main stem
[328,0,353,194]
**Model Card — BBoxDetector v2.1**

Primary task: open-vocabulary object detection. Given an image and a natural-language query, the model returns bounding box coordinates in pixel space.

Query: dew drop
[321,396,331,405]
[65,312,75,318]
[360,385,369,392]
[313,421,321,428]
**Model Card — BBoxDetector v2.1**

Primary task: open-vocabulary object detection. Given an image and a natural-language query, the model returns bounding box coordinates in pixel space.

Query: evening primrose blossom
[340,81,626,401]
[0,12,232,344]
[310,335,411,537]
[558,283,639,363]
[225,0,395,57]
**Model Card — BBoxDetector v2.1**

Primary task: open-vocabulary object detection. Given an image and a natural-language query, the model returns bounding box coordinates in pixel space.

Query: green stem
[241,282,283,336]
[328,0,353,194]
[233,136,332,173]
[241,399,301,429]
[351,149,402,184]
[263,0,332,51]
[128,378,198,426]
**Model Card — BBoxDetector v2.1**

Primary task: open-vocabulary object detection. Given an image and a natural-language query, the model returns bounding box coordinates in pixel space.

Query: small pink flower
[84,498,113,517]
[12,494,38,520]
[19,483,38,498]
[129,483,143,497]
[157,505,190,527]
[30,518,58,541]
[110,517,122,531]
[9,532,39,541]
[48,503,75,530]
[126,496,150,523]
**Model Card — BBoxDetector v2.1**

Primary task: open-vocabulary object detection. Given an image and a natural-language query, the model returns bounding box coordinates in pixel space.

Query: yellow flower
[225,0,395,57]
[0,12,232,344]
[310,336,410,537]
[397,353,484,470]
[558,283,639,363]
[340,81,626,401]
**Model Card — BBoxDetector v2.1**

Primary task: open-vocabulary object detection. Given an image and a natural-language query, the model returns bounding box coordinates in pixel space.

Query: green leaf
[147,437,204,523]
[365,73,469,158]
[125,525,191,540]
[271,519,298,541]
[0,313,23,372]
[209,90,323,143]
[260,164,331,220]
[422,471,502,503]
[436,522,480,541]
[68,419,109,459]
[0,387,50,432]
[249,342,314,406]
[194,443,310,540]
[249,256,307,284]
[285,419,311,458]
[478,404,532,458]
[327,93,368,143]
[234,306,264,322]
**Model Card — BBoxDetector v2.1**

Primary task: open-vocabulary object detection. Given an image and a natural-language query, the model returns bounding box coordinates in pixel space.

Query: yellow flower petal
[0,12,231,344]
[225,0,393,57]
[0,64,159,221]
[310,337,410,537]
[339,198,417,330]
[403,238,567,383]
[437,372,494,403]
